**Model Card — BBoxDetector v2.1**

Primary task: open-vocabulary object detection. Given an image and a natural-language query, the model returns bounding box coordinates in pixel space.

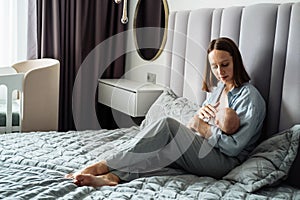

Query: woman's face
[208,49,234,86]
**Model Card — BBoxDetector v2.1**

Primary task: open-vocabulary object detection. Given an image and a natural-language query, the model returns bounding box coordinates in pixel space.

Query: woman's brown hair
[202,37,250,92]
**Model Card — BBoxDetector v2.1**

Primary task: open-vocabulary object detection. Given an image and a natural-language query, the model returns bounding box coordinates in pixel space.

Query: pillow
[223,124,300,192]
[140,88,199,129]
[285,130,300,189]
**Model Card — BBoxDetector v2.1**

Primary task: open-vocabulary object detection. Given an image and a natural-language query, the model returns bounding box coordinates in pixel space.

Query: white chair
[12,58,60,132]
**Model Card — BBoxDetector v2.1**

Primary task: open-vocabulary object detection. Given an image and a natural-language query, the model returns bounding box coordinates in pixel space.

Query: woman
[66,37,266,187]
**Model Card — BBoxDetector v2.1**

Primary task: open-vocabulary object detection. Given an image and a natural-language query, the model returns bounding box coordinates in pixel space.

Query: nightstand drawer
[98,79,164,117]
[99,82,136,116]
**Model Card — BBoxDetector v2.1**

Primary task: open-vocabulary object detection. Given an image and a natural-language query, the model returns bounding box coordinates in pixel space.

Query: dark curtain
[36,0,127,131]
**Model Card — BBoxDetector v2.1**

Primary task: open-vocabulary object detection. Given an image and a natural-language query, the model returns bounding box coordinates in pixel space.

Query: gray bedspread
[1,127,300,200]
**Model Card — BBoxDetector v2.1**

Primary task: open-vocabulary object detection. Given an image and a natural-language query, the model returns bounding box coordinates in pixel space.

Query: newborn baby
[187,107,240,135]
[212,107,240,134]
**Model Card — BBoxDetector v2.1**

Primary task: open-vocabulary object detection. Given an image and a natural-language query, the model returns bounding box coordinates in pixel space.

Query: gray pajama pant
[107,117,240,181]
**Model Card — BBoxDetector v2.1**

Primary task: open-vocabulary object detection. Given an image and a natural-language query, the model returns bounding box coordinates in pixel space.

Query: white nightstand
[98,79,164,117]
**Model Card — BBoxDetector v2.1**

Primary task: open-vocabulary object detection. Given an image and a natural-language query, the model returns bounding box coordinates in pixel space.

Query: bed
[1,2,300,199]
[1,125,299,199]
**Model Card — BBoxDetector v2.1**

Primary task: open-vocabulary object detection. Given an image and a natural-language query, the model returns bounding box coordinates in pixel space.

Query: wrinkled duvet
[1,127,300,200]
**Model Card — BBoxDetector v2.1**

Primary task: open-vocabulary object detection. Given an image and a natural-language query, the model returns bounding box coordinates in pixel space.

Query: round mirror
[134,0,169,61]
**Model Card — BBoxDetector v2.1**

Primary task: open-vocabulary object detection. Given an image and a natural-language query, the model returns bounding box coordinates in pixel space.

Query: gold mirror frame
[133,0,169,61]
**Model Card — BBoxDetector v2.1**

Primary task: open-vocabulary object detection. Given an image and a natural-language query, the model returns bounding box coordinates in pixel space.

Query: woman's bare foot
[74,173,120,187]
[65,160,109,179]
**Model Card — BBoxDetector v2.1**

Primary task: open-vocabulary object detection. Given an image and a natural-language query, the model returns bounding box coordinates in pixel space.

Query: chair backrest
[12,58,60,132]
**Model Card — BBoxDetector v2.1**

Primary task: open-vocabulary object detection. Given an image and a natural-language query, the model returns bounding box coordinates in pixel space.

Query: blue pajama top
[202,82,266,160]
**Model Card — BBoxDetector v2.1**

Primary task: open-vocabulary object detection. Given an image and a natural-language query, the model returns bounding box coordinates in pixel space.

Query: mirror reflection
[134,0,169,61]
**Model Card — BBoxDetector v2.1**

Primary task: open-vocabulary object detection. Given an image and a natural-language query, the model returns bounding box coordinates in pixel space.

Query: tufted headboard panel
[164,2,300,137]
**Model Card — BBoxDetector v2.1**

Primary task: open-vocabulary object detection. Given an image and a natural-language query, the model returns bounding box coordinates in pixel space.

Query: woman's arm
[186,114,212,138]
[207,85,266,157]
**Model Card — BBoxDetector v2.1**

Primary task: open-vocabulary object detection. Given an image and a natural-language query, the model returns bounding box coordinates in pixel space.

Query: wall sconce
[114,0,128,24]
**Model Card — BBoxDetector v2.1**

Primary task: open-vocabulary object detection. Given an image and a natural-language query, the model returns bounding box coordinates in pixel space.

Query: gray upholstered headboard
[163,2,300,137]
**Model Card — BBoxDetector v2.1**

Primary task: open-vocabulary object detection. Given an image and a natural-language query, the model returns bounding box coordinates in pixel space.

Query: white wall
[124,0,171,85]
[124,0,300,85]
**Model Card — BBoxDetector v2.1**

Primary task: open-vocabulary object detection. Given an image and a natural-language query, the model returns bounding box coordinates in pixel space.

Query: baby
[213,107,240,134]
[187,107,240,135]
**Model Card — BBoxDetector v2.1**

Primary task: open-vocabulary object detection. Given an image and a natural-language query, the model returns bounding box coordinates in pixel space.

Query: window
[0,0,28,66]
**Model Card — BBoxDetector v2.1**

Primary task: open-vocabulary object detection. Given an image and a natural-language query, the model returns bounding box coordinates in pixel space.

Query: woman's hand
[198,102,220,121]
[186,115,200,132]
[187,115,211,138]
